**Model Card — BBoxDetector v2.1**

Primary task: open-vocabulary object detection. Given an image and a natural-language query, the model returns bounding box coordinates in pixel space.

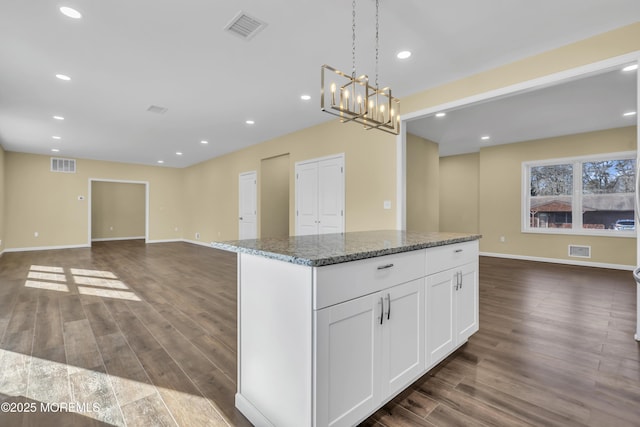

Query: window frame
[522,150,636,237]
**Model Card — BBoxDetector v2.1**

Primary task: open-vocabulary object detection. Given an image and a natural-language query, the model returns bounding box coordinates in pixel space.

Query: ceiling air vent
[224,11,267,40]
[51,157,76,173]
[147,105,168,114]
[568,245,591,258]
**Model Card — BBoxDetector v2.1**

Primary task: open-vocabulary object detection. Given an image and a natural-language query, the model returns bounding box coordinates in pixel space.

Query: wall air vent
[568,245,591,258]
[147,105,168,114]
[224,11,267,40]
[51,157,76,173]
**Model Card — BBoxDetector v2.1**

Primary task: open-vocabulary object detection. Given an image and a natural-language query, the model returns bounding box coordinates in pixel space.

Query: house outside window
[522,151,636,236]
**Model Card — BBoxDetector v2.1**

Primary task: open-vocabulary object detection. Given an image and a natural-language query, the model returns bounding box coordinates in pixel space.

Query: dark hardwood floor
[0,240,638,426]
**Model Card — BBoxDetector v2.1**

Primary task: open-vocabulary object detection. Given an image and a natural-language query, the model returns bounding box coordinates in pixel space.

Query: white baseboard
[182,239,215,248]
[4,244,91,253]
[480,251,634,271]
[146,238,183,244]
[91,236,145,242]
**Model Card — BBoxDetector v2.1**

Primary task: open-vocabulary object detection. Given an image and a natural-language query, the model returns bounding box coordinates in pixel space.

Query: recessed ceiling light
[176,152,183,156]
[396,50,412,60]
[623,111,637,117]
[622,64,638,72]
[481,136,490,140]
[53,115,64,120]
[246,120,255,125]
[59,6,82,19]
[200,140,208,144]
[52,136,61,140]
[51,148,60,152]
[56,74,71,81]
[300,95,311,101]
[157,160,164,164]
[435,112,446,118]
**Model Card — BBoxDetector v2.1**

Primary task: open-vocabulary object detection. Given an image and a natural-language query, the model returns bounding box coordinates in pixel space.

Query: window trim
[522,150,636,238]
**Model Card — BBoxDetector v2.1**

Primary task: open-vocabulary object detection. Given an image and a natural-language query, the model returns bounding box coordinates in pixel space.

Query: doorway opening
[261,154,290,238]
[88,179,149,245]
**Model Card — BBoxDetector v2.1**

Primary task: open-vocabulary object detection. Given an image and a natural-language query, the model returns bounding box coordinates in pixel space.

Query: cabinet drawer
[425,240,478,275]
[313,250,426,310]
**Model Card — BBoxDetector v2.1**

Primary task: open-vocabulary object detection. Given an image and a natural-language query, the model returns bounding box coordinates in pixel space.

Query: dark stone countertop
[211,230,481,267]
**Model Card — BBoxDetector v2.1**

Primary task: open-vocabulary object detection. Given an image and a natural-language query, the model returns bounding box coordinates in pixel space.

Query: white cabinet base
[234,241,479,427]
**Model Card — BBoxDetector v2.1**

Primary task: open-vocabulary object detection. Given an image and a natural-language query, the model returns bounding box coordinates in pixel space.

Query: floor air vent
[51,157,76,173]
[568,245,591,258]
[224,11,267,40]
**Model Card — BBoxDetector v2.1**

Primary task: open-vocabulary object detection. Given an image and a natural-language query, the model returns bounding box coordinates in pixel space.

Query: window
[523,152,636,236]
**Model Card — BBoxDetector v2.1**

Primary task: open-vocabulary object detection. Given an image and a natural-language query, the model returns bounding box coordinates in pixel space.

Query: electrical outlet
[195,232,200,240]
[109,226,114,231]
[34,231,39,238]
[500,236,506,243]
[383,200,391,210]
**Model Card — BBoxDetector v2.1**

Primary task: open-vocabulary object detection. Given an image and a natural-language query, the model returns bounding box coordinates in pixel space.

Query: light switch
[383,200,391,210]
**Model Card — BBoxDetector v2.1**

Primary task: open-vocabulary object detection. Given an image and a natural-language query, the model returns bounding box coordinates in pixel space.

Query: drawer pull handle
[386,293,391,320]
[454,249,463,253]
[377,263,394,270]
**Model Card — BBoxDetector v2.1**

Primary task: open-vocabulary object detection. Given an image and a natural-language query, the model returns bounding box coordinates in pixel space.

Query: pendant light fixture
[321,0,400,135]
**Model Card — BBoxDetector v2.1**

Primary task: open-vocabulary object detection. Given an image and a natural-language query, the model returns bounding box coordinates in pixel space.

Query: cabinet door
[425,270,455,367]
[315,293,382,427]
[382,279,425,397]
[455,262,479,344]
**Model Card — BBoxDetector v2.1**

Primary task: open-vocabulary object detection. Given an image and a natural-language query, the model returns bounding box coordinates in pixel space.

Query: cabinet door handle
[454,249,463,253]
[377,263,394,270]
[379,297,384,325]
[459,271,463,289]
[386,293,391,320]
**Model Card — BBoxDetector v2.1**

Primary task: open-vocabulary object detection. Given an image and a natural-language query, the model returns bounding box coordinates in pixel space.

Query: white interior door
[318,156,344,234]
[295,162,319,236]
[239,171,257,239]
[295,154,345,236]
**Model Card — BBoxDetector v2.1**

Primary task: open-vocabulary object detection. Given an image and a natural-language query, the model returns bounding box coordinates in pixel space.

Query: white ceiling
[407,67,638,157]
[1,1,639,168]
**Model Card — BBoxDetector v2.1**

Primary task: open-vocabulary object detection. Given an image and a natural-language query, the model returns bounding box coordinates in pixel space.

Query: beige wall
[91,181,146,240]
[478,127,636,266]
[4,152,183,249]
[182,119,397,243]
[406,134,439,231]
[440,153,480,234]
[260,154,290,238]
[0,144,5,253]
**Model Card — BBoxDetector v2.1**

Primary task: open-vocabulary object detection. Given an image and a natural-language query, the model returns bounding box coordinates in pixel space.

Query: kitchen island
[213,230,481,427]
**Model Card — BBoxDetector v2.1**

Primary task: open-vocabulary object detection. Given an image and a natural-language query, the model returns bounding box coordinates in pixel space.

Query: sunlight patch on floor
[24,280,69,293]
[0,348,229,426]
[25,265,141,302]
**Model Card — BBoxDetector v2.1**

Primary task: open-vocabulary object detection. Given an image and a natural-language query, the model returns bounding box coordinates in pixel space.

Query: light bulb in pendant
[330,83,336,105]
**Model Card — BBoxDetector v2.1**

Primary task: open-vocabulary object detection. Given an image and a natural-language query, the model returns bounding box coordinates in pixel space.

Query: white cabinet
[232,238,479,427]
[316,279,424,427]
[295,154,345,236]
[425,242,478,367]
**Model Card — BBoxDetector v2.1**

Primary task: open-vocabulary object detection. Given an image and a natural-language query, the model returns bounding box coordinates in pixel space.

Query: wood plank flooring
[0,240,638,426]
